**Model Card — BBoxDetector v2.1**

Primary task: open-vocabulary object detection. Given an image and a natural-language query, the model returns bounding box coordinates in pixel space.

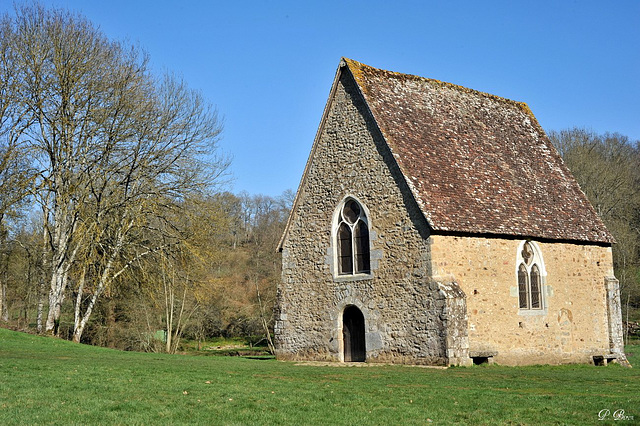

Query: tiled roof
[343,58,613,244]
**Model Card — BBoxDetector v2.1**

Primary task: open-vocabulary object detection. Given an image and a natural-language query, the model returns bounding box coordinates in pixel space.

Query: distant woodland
[0,5,638,350]
[548,128,640,339]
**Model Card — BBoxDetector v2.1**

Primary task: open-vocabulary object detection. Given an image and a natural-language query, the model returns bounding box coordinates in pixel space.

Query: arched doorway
[343,305,365,362]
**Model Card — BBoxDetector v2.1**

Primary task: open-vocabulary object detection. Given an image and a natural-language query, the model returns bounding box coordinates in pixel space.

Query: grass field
[1,328,638,425]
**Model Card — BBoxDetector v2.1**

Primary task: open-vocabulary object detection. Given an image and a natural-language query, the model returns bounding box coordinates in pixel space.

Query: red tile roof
[344,58,613,244]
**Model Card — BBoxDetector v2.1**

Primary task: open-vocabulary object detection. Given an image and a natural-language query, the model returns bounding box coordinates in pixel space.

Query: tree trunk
[36,207,50,333]
[46,205,82,335]
[106,298,116,348]
[0,226,9,323]
[72,236,123,343]
[73,267,87,341]
[164,264,173,353]
[45,213,75,334]
[72,282,100,343]
[0,279,7,322]
[254,277,275,354]
[170,286,189,354]
[45,270,67,335]
[36,279,46,332]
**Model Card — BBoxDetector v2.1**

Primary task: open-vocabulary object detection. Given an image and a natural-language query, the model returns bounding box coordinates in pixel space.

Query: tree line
[0,4,292,352]
[548,128,640,337]
[1,4,638,351]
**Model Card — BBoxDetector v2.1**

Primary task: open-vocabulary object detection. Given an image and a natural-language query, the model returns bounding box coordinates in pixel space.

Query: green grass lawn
[1,328,638,425]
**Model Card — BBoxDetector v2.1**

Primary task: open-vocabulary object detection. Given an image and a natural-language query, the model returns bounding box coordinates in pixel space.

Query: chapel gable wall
[275,71,447,364]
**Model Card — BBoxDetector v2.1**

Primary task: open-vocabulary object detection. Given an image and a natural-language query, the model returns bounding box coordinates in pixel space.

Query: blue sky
[2,1,639,197]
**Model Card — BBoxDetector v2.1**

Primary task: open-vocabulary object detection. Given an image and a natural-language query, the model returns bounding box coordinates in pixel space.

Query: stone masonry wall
[430,235,616,365]
[275,69,449,364]
[437,281,471,365]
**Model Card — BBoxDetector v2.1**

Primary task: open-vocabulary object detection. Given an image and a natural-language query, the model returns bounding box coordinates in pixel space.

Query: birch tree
[4,4,226,338]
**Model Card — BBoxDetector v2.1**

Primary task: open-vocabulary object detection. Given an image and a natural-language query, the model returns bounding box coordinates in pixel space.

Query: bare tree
[0,14,32,323]
[69,74,227,343]
[3,4,226,339]
[549,128,640,324]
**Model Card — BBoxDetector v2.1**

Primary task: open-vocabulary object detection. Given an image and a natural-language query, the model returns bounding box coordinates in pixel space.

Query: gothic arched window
[336,199,370,275]
[517,241,544,310]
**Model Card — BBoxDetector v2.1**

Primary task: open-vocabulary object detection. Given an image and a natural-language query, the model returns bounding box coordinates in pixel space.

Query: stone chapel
[275,58,627,366]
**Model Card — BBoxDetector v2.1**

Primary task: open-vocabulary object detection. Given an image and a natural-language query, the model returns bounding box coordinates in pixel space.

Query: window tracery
[517,241,544,310]
[336,199,370,275]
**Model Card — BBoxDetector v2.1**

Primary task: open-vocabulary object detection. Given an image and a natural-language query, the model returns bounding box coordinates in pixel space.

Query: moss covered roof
[343,58,613,244]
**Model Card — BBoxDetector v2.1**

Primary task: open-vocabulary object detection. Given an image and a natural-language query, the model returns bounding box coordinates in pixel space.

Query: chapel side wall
[275,71,447,364]
[430,235,614,365]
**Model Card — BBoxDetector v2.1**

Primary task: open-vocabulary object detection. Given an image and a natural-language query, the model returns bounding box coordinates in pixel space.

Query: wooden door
[343,306,365,362]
